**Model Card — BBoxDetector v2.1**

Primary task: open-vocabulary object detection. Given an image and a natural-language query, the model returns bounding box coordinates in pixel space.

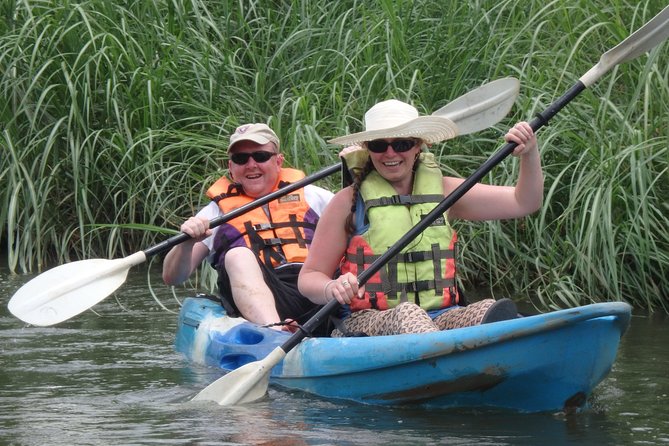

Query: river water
[1,265,668,445]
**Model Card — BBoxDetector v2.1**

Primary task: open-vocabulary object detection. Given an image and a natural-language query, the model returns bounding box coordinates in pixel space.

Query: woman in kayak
[298,99,543,336]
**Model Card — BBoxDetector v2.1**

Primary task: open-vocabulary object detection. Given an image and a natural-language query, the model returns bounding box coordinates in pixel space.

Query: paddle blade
[191,347,287,406]
[432,77,520,135]
[581,6,669,86]
[8,252,146,326]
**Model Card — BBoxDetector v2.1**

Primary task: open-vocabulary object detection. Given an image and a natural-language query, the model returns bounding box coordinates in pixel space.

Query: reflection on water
[1,266,668,445]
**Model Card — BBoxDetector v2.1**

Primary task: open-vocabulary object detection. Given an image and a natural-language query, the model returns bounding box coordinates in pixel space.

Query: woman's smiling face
[365,138,421,192]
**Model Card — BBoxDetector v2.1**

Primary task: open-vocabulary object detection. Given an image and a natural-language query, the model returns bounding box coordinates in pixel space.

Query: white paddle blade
[191,347,287,406]
[433,77,520,135]
[581,6,669,87]
[8,252,147,326]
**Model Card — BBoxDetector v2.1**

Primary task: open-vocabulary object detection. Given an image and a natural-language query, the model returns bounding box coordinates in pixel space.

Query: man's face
[228,140,283,198]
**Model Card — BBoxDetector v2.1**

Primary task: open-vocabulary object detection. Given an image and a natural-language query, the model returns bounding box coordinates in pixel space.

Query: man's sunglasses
[230,151,277,165]
[366,139,418,154]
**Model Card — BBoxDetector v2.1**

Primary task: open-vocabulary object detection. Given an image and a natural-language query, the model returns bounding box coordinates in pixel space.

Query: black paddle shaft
[283,80,588,352]
[143,163,341,258]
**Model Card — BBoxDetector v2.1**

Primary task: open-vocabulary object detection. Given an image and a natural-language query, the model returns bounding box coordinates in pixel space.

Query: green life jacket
[340,153,460,311]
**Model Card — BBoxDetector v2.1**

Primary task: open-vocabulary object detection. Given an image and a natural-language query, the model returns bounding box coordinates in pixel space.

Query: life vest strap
[260,236,313,247]
[262,237,283,247]
[361,278,456,296]
[344,251,382,263]
[210,183,245,203]
[346,249,453,264]
[289,214,307,248]
[346,246,455,293]
[362,282,388,293]
[250,220,317,232]
[393,278,456,293]
[365,193,443,211]
[397,248,454,262]
[252,222,274,231]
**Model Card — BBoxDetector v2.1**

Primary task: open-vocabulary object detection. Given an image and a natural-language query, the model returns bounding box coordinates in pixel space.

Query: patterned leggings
[331,299,496,337]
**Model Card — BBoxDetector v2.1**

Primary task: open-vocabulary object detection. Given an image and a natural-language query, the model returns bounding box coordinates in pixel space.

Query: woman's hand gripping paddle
[191,5,669,406]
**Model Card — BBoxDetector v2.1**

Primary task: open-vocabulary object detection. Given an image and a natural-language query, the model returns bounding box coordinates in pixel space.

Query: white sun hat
[328,99,459,145]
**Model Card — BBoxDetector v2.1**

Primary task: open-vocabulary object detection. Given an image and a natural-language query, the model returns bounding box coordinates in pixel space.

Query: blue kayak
[175,296,631,412]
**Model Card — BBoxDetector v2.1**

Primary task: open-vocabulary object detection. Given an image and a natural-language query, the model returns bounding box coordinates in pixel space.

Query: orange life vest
[206,168,317,268]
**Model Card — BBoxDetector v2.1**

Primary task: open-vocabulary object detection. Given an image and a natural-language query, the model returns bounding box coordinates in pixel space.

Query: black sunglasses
[230,151,277,165]
[366,139,418,154]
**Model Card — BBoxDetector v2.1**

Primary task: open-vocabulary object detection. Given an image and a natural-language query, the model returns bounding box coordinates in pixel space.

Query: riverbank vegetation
[1,0,667,311]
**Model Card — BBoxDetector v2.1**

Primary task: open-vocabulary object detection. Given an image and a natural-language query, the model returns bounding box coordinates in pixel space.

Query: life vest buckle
[263,238,283,246]
[401,251,429,263]
[395,194,412,205]
[252,223,274,231]
[407,282,419,292]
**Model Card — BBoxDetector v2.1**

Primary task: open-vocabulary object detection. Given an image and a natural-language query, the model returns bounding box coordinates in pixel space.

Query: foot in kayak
[481,298,518,324]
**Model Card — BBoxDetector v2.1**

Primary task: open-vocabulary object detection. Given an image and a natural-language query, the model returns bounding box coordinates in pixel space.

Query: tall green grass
[1,0,667,311]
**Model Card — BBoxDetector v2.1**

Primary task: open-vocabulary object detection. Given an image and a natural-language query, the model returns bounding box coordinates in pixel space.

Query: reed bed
[1,0,667,311]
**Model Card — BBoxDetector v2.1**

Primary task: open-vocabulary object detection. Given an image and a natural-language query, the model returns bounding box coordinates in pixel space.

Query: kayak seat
[210,324,289,371]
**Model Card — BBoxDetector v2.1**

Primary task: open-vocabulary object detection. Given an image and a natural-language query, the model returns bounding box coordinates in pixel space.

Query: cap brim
[227,135,273,153]
[328,116,459,145]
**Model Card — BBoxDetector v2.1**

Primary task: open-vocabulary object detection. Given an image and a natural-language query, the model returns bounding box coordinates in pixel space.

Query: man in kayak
[163,123,334,333]
[298,99,543,336]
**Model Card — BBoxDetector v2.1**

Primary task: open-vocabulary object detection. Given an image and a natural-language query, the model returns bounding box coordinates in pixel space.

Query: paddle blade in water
[8,252,146,326]
[191,347,286,406]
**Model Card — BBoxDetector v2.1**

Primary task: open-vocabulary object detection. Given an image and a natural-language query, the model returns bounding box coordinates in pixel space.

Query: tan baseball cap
[228,123,280,153]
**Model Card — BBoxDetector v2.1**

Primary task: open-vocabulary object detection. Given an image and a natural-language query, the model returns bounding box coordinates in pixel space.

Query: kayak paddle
[7,164,339,327]
[7,77,520,327]
[191,5,669,406]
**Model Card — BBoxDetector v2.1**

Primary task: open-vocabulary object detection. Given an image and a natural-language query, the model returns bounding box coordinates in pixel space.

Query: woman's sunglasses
[230,151,277,165]
[366,139,418,154]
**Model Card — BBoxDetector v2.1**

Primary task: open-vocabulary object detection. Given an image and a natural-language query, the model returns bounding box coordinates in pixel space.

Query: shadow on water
[1,265,668,445]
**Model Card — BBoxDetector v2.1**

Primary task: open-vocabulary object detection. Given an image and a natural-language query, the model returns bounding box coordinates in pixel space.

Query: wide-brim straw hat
[329,99,458,145]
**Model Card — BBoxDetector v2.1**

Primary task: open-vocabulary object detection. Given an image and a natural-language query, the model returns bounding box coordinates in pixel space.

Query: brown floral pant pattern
[331,299,496,337]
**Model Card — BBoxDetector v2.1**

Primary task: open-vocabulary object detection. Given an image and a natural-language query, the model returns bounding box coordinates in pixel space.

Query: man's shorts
[217,260,329,335]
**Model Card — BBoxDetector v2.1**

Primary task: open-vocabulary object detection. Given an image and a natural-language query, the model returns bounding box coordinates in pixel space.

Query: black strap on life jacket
[345,243,456,303]
[210,183,245,203]
[243,218,317,268]
[289,214,308,248]
[211,177,316,268]
[364,193,443,212]
[345,246,390,302]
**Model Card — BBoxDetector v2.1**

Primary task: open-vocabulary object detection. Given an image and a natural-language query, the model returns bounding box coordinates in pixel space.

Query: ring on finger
[341,280,349,286]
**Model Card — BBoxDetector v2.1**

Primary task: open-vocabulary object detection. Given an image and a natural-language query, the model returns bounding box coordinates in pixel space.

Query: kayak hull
[175,297,631,412]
